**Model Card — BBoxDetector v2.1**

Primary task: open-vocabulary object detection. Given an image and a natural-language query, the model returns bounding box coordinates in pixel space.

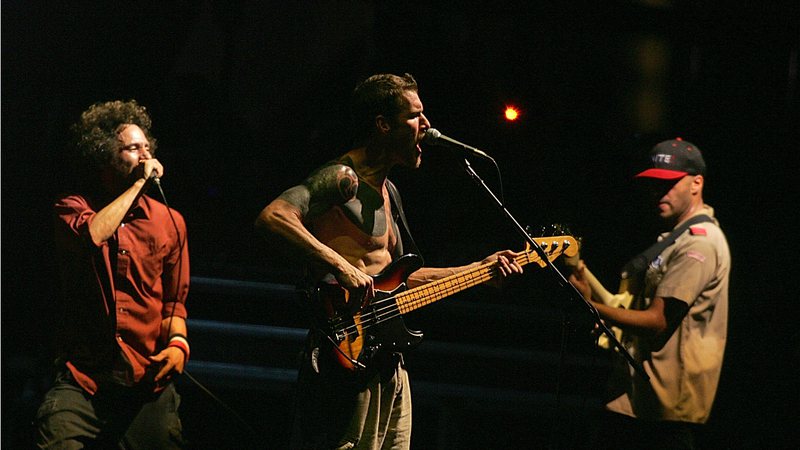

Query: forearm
[257,199,353,275]
[161,316,187,341]
[89,178,148,244]
[407,249,522,289]
[593,298,668,336]
[407,264,476,288]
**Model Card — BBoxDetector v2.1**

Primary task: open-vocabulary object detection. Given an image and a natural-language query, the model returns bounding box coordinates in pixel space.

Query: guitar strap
[386,179,424,264]
[621,214,713,279]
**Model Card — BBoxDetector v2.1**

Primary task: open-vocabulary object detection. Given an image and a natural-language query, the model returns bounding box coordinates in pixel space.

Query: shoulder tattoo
[305,164,358,204]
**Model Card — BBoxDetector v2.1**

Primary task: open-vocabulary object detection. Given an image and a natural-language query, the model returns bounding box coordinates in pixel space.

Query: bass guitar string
[334,248,547,336]
[332,247,556,337]
[335,264,500,337]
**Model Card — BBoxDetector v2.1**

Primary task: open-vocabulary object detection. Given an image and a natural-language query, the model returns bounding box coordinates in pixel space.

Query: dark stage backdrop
[3,1,798,448]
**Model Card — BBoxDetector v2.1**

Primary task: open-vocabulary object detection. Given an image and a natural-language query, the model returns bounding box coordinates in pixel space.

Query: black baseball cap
[636,138,706,180]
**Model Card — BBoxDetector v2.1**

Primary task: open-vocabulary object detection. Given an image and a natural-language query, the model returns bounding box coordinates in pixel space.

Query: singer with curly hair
[35,99,190,449]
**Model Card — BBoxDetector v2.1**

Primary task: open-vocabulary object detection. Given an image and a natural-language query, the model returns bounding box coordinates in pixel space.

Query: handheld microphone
[422,128,493,160]
[150,172,161,186]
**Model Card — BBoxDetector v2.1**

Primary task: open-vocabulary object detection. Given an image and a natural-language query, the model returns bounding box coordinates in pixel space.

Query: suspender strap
[386,179,423,262]
[621,214,713,279]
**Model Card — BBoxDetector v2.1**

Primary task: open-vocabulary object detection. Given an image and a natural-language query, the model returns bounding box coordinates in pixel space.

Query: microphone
[422,128,493,160]
[149,171,161,187]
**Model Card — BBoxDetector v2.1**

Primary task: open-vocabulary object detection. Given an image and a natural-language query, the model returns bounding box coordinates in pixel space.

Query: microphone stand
[459,157,648,381]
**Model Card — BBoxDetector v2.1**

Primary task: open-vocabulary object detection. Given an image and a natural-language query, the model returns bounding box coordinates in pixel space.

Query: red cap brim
[635,168,688,180]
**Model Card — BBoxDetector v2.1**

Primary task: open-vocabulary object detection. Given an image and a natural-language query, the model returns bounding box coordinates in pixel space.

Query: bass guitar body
[316,254,424,371]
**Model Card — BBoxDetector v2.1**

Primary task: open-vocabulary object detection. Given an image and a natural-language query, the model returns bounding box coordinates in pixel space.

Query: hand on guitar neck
[565,254,634,349]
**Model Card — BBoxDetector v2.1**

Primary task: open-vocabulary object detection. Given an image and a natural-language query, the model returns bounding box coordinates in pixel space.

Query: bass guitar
[316,235,578,371]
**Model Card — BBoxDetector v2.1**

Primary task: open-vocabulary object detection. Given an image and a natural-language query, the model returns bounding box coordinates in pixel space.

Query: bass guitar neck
[318,235,579,371]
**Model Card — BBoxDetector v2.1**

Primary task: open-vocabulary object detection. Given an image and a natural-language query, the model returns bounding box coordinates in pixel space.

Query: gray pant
[34,371,185,449]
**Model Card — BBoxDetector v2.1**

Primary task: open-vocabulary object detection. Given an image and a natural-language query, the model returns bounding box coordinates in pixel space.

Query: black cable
[151,178,184,337]
[488,155,506,207]
[181,370,259,441]
[152,178,260,445]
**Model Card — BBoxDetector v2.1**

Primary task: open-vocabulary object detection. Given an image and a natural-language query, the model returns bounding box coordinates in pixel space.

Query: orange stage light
[504,106,520,121]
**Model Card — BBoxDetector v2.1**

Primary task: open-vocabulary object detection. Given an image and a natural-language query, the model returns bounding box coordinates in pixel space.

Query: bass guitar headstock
[525,223,582,268]
[522,224,579,268]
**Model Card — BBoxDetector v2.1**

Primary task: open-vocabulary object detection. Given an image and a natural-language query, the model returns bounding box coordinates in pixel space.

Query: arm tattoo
[305,164,358,204]
[277,164,359,219]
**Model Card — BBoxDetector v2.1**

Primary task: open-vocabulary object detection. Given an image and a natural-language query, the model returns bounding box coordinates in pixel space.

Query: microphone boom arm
[457,157,649,381]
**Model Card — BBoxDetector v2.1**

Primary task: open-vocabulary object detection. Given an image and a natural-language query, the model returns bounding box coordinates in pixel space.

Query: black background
[3,1,798,448]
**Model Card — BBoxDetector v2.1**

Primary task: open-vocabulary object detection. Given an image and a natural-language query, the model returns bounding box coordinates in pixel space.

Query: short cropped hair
[350,73,418,144]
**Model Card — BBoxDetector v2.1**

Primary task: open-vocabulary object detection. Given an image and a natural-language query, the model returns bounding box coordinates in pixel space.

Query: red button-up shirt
[54,193,189,394]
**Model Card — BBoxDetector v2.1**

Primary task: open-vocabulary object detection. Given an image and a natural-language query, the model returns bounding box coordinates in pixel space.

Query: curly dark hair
[71,99,158,172]
[350,73,418,144]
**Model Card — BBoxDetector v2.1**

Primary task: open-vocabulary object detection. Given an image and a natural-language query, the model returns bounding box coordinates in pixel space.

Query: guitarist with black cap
[569,138,730,449]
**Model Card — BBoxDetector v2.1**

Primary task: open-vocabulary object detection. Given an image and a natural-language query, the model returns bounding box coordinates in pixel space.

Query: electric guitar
[316,235,578,371]
[563,254,635,349]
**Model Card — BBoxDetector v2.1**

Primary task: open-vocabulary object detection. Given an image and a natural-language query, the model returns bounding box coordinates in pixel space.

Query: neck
[673,199,704,228]
[349,145,392,188]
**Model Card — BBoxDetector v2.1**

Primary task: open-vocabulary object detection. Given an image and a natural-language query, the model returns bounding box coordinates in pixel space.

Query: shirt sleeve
[655,237,717,305]
[54,194,104,251]
[161,207,190,319]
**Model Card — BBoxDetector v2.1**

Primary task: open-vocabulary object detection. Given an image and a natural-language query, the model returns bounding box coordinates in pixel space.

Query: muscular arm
[257,197,359,281]
[407,250,523,289]
[255,164,375,294]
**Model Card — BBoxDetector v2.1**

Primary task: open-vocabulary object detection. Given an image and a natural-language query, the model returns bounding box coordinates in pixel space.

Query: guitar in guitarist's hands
[565,250,635,349]
[318,235,578,371]
[561,235,594,302]
[568,259,594,302]
[332,265,376,314]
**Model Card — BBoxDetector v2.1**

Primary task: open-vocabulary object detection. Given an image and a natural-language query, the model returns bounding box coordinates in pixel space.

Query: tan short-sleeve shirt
[607,205,730,423]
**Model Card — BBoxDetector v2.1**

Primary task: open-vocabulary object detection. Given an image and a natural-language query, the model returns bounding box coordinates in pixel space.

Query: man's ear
[691,174,704,194]
[375,115,391,135]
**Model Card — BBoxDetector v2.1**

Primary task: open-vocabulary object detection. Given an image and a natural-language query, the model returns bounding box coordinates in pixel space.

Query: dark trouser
[587,411,700,450]
[34,371,184,449]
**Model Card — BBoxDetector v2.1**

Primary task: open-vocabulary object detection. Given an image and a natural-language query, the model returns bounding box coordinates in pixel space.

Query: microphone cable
[152,176,260,445]
[488,156,506,207]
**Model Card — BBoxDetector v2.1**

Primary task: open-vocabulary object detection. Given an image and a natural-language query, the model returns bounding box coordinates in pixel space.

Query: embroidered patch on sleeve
[689,226,707,236]
[686,250,706,262]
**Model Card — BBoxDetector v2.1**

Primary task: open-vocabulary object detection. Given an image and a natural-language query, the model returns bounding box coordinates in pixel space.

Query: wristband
[167,335,190,361]
[168,333,188,342]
